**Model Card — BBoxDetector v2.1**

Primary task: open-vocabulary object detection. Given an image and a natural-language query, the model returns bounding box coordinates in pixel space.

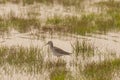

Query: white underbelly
[52,49,63,56]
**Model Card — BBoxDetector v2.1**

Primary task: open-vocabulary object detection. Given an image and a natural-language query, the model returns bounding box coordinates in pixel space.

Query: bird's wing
[54,47,71,55]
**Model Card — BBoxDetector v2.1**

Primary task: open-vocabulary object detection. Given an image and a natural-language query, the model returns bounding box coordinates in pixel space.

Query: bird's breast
[51,48,63,56]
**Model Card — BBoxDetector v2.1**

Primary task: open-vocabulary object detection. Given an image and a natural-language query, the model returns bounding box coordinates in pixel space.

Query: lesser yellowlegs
[46,41,71,57]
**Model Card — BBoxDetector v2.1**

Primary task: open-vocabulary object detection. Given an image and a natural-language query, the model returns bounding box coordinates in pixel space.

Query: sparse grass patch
[0,17,10,34]
[84,58,120,80]
[50,67,67,80]
[95,14,115,33]
[55,0,84,7]
[0,46,44,73]
[0,16,41,33]
[0,1,120,35]
[0,0,84,7]
[44,13,120,35]
[21,0,54,5]
[11,17,41,32]
[45,14,96,35]
[95,0,120,32]
[45,58,66,70]
[46,16,63,26]
[71,40,95,58]
[95,0,120,13]
[0,46,68,75]
[71,14,96,35]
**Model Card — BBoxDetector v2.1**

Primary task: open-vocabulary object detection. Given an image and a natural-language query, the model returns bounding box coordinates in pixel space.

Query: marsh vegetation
[0,41,120,80]
[0,0,120,80]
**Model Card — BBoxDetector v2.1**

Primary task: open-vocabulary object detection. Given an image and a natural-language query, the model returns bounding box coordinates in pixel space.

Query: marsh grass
[95,0,120,13]
[55,0,84,7]
[71,40,95,59]
[0,0,84,7]
[0,17,10,34]
[45,15,96,35]
[0,1,120,35]
[0,44,120,80]
[0,45,69,75]
[12,17,41,33]
[95,0,120,31]
[0,46,44,73]
[45,58,66,70]
[50,67,68,80]
[0,16,41,33]
[95,14,115,33]
[46,16,63,26]
[49,61,73,80]
[44,12,120,35]
[84,58,120,80]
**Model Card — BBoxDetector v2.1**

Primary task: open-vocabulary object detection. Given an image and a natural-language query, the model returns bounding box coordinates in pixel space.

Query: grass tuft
[0,16,41,33]
[71,40,95,58]
[0,46,44,73]
[84,58,120,80]
[50,67,68,80]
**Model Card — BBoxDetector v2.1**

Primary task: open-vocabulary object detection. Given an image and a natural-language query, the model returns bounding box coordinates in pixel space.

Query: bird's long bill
[44,43,48,46]
[41,43,47,49]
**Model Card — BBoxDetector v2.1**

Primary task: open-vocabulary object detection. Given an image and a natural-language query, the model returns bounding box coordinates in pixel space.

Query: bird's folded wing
[54,47,71,55]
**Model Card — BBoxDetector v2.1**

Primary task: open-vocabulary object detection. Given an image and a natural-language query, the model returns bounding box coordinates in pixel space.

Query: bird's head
[46,41,53,47]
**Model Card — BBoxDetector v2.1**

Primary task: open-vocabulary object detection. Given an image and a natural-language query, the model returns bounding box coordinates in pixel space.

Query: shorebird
[46,41,71,57]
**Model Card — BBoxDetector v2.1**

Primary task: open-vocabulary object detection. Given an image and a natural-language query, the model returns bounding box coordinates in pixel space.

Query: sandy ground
[0,29,120,58]
[0,1,120,80]
[0,0,104,21]
[0,29,120,80]
[0,64,49,80]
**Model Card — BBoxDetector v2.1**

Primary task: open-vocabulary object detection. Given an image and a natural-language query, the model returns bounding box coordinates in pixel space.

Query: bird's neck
[50,44,53,48]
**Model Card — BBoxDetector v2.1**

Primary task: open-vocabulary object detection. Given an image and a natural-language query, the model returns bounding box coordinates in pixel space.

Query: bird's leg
[56,56,63,66]
[56,57,59,63]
